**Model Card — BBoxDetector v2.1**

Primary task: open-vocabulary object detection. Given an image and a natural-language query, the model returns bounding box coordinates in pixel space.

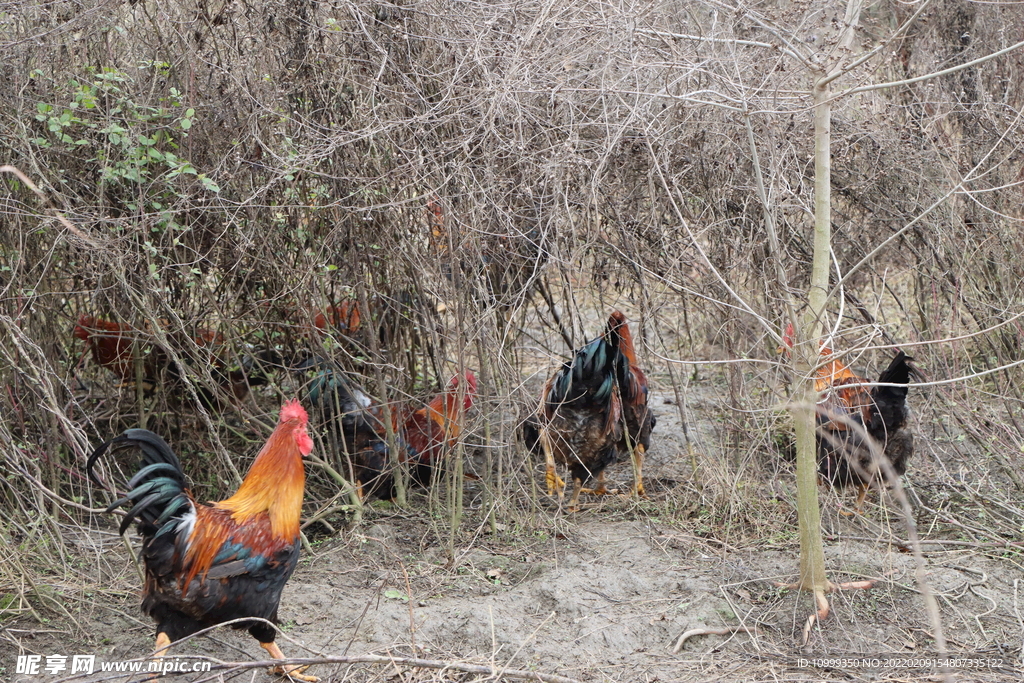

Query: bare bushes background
[1,0,1023,625]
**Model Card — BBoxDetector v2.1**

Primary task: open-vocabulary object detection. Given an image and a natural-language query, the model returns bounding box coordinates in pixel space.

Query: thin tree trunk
[793,73,832,597]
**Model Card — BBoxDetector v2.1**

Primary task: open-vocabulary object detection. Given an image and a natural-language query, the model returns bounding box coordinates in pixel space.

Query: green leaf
[180,118,192,130]
[383,590,408,602]
[200,176,220,193]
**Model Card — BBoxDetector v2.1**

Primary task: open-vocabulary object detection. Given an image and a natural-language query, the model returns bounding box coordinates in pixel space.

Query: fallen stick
[672,625,759,653]
[200,654,582,683]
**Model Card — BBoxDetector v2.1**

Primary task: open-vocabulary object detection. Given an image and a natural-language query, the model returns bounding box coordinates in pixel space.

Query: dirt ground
[4,385,1024,683]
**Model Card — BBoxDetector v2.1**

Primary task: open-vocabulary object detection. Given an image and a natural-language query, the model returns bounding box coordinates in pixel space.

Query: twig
[0,165,100,247]
[826,534,1024,552]
[672,626,759,653]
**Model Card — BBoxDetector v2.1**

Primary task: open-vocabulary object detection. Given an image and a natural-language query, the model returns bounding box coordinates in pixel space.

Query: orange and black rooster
[397,370,478,489]
[86,401,317,681]
[74,315,278,407]
[538,311,654,509]
[782,324,915,512]
[304,363,477,500]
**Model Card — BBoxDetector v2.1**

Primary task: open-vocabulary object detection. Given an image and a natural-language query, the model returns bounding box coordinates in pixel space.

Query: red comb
[279,400,308,425]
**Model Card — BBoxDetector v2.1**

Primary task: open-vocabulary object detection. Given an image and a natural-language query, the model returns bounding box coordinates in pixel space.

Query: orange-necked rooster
[87,401,318,681]
[538,311,654,509]
[398,371,478,490]
[607,311,655,496]
[782,324,915,512]
[299,300,363,337]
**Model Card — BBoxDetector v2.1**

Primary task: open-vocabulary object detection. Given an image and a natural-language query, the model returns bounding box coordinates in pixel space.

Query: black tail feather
[547,337,620,409]
[87,430,189,536]
[865,351,913,446]
[521,413,542,457]
[875,351,913,388]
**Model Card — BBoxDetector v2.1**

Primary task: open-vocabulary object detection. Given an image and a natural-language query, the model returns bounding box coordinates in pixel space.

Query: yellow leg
[631,444,646,497]
[540,428,566,498]
[839,484,870,517]
[854,484,869,513]
[154,632,171,655]
[568,477,584,511]
[580,471,617,495]
[261,641,318,682]
[147,632,172,680]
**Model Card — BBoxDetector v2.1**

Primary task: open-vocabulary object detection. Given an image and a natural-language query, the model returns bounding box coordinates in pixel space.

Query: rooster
[782,324,915,512]
[309,301,362,336]
[86,401,318,681]
[301,359,390,500]
[537,311,653,509]
[303,364,477,501]
[397,371,478,489]
[74,315,278,406]
[74,315,163,388]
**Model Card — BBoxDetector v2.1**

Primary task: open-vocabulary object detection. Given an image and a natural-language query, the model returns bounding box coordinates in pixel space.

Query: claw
[545,465,566,497]
[580,471,615,495]
[270,664,318,682]
[579,485,618,495]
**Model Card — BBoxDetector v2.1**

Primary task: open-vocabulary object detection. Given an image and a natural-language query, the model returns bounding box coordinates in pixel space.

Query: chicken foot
[839,484,870,516]
[568,477,585,512]
[540,428,566,497]
[146,632,172,681]
[261,641,319,682]
[579,471,617,495]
